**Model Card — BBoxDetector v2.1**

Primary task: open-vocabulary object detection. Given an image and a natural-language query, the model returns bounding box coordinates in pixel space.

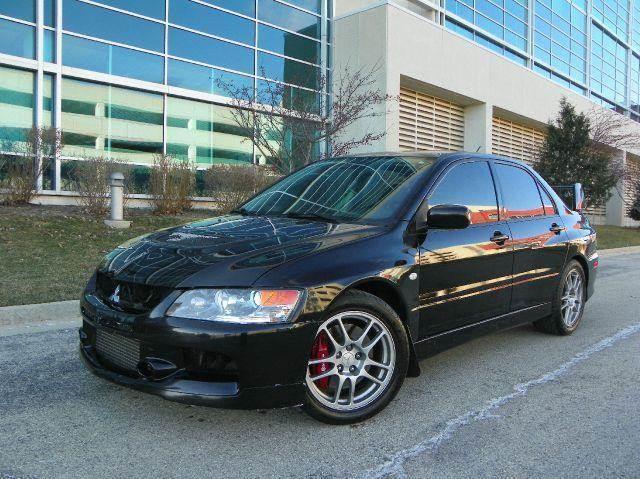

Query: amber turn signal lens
[257,290,300,307]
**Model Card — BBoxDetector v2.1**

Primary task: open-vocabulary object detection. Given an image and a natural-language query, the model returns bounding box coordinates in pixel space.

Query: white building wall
[333,1,640,226]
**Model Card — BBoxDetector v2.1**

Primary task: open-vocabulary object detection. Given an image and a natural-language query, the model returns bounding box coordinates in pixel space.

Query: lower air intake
[96,330,141,372]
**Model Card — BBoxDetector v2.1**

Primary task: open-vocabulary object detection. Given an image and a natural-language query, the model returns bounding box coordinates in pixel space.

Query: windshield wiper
[282,212,339,223]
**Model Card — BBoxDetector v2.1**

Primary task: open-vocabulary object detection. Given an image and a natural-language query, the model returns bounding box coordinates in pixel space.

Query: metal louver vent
[492,116,546,165]
[399,87,465,152]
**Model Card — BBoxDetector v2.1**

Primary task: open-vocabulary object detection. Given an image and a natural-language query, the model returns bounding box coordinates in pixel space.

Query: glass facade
[0,0,330,192]
[445,0,640,118]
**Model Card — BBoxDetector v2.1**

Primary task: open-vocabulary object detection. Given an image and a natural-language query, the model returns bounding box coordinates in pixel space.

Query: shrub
[0,127,62,205]
[202,164,278,213]
[72,156,127,219]
[630,182,640,222]
[149,153,195,215]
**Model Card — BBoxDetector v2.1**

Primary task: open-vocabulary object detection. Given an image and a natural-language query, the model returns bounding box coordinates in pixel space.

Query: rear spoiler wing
[551,183,585,213]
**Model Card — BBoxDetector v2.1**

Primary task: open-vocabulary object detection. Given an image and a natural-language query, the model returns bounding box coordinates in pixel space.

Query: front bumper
[79,293,318,409]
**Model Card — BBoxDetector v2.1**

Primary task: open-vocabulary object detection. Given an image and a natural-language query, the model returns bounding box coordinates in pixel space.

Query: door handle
[549,223,566,235]
[490,231,510,244]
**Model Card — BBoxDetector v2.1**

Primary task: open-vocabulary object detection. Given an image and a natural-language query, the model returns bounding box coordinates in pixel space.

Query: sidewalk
[1,245,639,335]
[0,300,80,336]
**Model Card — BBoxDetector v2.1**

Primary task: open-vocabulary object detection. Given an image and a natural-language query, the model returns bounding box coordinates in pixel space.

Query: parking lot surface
[1,250,638,479]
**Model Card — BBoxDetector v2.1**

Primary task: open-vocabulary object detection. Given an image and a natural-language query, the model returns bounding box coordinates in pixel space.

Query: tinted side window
[494,164,545,219]
[429,162,499,225]
[539,184,557,216]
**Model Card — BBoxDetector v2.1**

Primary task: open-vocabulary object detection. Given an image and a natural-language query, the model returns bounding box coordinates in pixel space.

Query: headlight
[166,289,302,324]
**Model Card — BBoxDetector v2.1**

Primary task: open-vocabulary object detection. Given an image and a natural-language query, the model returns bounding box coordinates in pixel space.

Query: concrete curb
[0,300,80,330]
[598,245,640,257]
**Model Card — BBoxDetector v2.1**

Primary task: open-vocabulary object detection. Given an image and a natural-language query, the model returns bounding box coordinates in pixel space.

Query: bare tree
[217,64,396,174]
[0,126,63,205]
[588,107,640,151]
[588,107,640,209]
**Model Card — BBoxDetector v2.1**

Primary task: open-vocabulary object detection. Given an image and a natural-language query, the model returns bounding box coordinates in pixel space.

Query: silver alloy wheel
[306,311,396,412]
[561,269,584,328]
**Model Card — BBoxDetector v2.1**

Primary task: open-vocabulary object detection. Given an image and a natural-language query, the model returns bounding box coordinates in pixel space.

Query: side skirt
[413,303,551,360]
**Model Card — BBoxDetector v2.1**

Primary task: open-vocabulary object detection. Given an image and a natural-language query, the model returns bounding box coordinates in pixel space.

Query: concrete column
[605,151,627,227]
[105,172,131,229]
[464,102,492,153]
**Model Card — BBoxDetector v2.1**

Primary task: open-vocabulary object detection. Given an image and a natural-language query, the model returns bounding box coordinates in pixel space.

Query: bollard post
[104,172,131,229]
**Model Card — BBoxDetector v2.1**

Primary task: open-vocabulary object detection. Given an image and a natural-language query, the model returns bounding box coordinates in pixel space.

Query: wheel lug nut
[349,365,357,373]
[336,351,342,358]
[337,365,343,373]
[355,353,362,360]
[346,345,353,351]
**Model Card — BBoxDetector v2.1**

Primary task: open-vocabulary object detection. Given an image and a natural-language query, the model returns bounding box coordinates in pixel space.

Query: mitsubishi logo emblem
[109,285,121,304]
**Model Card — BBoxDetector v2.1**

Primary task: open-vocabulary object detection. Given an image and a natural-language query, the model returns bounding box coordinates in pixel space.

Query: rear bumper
[586,252,598,300]
[79,293,318,410]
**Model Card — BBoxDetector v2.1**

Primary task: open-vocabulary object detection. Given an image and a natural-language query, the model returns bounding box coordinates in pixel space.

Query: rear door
[417,160,514,338]
[492,162,569,311]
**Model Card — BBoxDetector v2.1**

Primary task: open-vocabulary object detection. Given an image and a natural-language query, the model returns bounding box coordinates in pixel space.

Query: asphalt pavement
[1,249,639,479]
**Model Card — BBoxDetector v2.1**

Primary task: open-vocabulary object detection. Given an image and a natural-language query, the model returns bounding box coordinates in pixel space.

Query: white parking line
[360,322,640,479]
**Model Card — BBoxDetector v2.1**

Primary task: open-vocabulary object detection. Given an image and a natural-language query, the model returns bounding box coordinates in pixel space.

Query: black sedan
[79,152,598,424]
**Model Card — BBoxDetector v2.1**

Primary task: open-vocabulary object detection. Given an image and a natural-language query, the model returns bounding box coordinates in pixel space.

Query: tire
[534,260,587,336]
[303,290,409,424]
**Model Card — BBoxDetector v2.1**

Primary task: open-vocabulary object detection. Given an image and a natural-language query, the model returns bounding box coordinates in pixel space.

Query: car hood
[99,214,385,288]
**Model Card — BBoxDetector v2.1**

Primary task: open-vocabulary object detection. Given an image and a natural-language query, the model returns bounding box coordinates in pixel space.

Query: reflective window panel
[258,24,320,64]
[87,0,166,20]
[0,18,35,59]
[258,0,320,39]
[198,0,255,17]
[44,30,55,63]
[63,34,164,84]
[63,0,165,52]
[0,66,34,147]
[592,0,629,43]
[258,52,319,90]
[591,24,627,105]
[167,58,254,96]
[169,27,255,75]
[44,0,55,26]
[61,78,163,164]
[166,96,254,165]
[445,0,528,52]
[43,74,54,128]
[0,0,35,22]
[630,54,640,114]
[534,0,587,85]
[170,0,255,45]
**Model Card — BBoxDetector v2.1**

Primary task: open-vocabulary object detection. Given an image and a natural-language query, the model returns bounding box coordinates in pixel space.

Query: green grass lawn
[594,225,640,250]
[0,205,213,307]
[1,206,639,307]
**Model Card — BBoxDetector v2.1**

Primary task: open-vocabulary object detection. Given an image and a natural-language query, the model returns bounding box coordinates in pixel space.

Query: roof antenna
[476,146,482,152]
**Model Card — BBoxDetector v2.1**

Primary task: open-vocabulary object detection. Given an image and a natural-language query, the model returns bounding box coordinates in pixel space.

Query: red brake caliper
[310,330,331,390]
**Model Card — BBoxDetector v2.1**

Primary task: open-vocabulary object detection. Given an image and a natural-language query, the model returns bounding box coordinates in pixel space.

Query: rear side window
[539,184,557,216]
[494,164,545,219]
[429,161,499,224]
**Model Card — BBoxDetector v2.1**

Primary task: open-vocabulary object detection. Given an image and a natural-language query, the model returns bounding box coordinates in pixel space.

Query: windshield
[239,156,436,224]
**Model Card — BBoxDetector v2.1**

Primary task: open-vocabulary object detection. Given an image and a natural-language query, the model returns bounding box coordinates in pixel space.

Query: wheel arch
[334,278,421,377]
[570,254,590,286]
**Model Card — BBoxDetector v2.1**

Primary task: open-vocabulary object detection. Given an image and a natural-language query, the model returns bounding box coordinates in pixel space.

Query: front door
[417,160,514,338]
[492,162,569,311]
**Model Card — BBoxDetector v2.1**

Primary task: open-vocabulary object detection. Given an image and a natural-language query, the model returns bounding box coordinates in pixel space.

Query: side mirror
[426,204,471,229]
[574,183,585,212]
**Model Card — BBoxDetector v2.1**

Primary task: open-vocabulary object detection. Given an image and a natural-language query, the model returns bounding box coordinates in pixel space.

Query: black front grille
[96,272,172,313]
[95,330,140,372]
